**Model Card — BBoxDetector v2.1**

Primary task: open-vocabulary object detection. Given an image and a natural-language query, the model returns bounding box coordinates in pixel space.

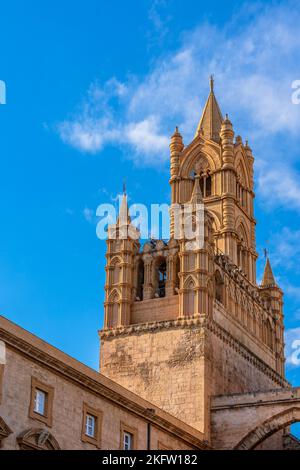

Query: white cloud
[257,163,300,212]
[57,0,300,179]
[285,327,300,367]
[124,116,169,162]
[262,226,300,273]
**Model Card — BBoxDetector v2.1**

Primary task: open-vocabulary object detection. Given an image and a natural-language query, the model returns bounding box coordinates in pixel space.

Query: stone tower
[99,79,286,440]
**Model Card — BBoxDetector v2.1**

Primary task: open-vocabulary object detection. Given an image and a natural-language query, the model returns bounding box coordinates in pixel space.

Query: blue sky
[1,0,300,391]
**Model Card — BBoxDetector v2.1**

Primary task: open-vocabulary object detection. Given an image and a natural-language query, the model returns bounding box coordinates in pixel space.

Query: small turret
[170,126,184,179]
[260,255,284,376]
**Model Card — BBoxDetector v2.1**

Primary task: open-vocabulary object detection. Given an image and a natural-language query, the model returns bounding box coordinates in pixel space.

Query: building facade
[0,79,299,450]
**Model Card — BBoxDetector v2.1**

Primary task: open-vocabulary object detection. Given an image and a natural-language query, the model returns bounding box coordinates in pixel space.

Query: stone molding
[100,316,288,388]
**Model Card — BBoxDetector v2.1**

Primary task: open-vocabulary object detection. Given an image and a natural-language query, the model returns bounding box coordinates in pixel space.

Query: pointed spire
[195,76,223,142]
[190,176,203,205]
[261,257,277,288]
[117,189,131,226]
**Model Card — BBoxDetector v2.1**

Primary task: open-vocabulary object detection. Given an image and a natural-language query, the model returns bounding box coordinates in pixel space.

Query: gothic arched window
[175,255,180,293]
[190,156,213,197]
[136,259,144,301]
[214,270,224,304]
[236,162,248,209]
[111,258,121,285]
[236,224,249,277]
[107,292,119,328]
[184,279,195,315]
[157,258,167,298]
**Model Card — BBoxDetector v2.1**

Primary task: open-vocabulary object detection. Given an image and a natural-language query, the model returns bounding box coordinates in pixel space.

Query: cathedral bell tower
[99,79,286,441]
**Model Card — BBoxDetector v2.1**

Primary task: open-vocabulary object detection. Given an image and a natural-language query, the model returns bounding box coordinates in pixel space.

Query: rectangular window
[85,414,96,438]
[81,403,102,448]
[29,377,54,427]
[123,431,133,450]
[34,389,46,415]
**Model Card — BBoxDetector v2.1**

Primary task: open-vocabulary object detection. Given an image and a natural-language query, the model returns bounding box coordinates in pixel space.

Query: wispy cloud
[257,163,300,212]
[263,226,300,273]
[82,207,96,224]
[147,0,172,48]
[57,0,300,189]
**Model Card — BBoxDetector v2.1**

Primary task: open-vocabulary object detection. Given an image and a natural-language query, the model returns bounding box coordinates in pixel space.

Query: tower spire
[117,186,131,226]
[195,76,223,142]
[261,257,276,287]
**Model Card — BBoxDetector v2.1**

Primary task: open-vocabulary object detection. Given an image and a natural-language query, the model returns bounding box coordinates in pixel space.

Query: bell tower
[99,79,286,441]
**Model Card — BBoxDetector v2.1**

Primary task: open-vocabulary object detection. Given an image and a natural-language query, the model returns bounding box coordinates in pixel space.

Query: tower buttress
[104,193,140,328]
[260,257,285,376]
[178,177,214,318]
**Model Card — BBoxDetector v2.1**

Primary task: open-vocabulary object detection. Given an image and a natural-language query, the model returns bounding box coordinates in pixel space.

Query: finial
[171,126,181,138]
[123,180,127,195]
[210,75,214,92]
[263,248,268,259]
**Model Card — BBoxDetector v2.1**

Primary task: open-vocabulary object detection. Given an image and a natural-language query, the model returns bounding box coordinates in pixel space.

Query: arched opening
[235,407,300,450]
[111,257,122,285]
[136,259,144,301]
[184,279,195,315]
[107,292,119,328]
[154,257,167,298]
[199,171,212,197]
[214,270,224,304]
[174,255,180,293]
[189,156,212,198]
[236,161,248,210]
[236,223,249,277]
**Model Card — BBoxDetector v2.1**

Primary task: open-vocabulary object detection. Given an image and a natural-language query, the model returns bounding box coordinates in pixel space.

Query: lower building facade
[0,316,208,451]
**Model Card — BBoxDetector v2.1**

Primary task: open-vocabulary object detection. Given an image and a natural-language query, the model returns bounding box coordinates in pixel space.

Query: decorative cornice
[99,315,206,339]
[100,316,288,388]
